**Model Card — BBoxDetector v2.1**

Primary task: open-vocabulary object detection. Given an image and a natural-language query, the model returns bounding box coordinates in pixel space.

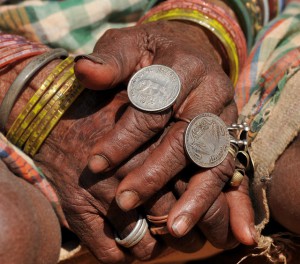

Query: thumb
[74,27,153,90]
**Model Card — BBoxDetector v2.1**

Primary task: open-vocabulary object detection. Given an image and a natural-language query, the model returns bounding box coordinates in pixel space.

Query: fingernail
[88,155,110,173]
[74,54,105,64]
[172,215,191,237]
[116,191,140,211]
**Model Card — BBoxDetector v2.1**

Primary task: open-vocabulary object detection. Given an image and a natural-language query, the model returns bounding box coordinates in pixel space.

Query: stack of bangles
[0,33,84,157]
[139,0,285,84]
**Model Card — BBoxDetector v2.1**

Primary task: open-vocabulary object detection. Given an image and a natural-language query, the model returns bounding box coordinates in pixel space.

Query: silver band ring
[115,215,148,248]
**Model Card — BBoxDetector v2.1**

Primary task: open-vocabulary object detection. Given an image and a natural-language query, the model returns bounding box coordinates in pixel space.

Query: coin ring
[184,113,230,168]
[127,64,181,112]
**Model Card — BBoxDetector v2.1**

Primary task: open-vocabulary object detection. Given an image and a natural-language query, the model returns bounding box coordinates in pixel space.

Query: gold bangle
[14,67,75,148]
[7,57,74,145]
[141,8,239,85]
[24,78,84,156]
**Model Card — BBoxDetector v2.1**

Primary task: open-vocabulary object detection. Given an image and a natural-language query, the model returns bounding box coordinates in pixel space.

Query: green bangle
[225,0,254,51]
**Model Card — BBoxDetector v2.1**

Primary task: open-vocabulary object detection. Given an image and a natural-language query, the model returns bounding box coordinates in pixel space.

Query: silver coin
[184,113,230,168]
[127,65,181,112]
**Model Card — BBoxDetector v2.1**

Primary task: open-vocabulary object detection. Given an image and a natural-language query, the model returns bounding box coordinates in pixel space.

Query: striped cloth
[236,2,300,143]
[0,132,68,226]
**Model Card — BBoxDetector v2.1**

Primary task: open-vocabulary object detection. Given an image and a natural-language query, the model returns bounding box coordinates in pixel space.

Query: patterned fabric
[0,0,153,54]
[235,2,300,143]
[0,132,68,226]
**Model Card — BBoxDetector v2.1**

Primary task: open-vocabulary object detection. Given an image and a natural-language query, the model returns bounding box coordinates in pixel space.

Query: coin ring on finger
[127,64,181,112]
[184,113,230,168]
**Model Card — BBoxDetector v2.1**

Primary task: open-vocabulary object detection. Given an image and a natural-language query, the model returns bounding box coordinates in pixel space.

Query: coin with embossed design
[127,65,181,112]
[184,113,230,168]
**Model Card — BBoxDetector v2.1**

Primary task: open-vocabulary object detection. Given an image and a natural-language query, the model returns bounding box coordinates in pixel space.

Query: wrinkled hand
[33,88,205,263]
[74,20,256,248]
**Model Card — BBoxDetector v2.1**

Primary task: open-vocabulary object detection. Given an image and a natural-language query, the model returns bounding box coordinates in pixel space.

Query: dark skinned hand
[74,20,257,248]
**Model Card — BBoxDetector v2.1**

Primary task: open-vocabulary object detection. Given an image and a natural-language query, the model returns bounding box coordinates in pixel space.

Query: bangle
[225,0,254,50]
[139,0,245,85]
[24,76,84,156]
[167,0,247,67]
[0,44,47,68]
[261,0,270,26]
[0,34,48,68]
[14,67,75,148]
[0,48,69,133]
[7,56,74,144]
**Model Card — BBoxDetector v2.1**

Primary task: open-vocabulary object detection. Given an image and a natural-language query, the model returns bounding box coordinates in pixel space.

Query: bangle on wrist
[139,0,247,85]
[0,48,69,133]
[7,57,74,144]
[0,33,85,157]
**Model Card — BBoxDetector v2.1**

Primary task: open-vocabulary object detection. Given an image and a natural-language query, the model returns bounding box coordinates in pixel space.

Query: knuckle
[135,241,158,261]
[211,156,235,183]
[100,28,123,42]
[95,246,126,264]
[140,170,160,191]
[202,204,225,226]
[164,128,186,163]
[141,112,170,134]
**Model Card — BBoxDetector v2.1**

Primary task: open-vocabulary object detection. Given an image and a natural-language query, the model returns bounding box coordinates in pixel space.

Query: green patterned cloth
[0,0,156,54]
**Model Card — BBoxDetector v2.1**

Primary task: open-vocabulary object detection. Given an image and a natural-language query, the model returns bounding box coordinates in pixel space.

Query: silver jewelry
[115,215,148,248]
[184,113,230,168]
[0,48,68,132]
[127,64,181,112]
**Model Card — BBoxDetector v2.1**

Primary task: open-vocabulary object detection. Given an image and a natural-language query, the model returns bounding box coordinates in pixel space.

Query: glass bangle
[141,8,239,85]
[15,68,75,147]
[25,79,84,156]
[225,0,254,51]
[7,57,74,144]
[160,0,247,72]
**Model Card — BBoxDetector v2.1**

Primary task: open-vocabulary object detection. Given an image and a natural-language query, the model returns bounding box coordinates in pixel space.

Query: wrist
[1,58,63,131]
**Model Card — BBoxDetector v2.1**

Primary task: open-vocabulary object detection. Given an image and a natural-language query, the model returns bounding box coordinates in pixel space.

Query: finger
[197,193,239,249]
[114,133,205,253]
[115,101,237,211]
[165,155,235,237]
[116,120,188,211]
[144,186,206,253]
[226,175,257,245]
[80,170,164,261]
[65,205,132,264]
[172,171,238,248]
[74,27,154,90]
[87,106,171,173]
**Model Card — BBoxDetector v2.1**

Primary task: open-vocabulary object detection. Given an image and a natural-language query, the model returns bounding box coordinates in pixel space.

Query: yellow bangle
[141,8,239,85]
[15,67,75,148]
[7,57,74,144]
[24,77,84,156]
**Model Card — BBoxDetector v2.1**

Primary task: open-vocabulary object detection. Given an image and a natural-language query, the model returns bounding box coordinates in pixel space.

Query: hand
[74,20,256,246]
[33,87,205,263]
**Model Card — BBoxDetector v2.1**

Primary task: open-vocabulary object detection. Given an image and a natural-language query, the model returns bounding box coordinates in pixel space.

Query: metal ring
[150,226,169,235]
[0,48,69,132]
[115,215,148,248]
[230,169,245,187]
[146,214,168,224]
[147,214,169,235]
[228,144,238,158]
